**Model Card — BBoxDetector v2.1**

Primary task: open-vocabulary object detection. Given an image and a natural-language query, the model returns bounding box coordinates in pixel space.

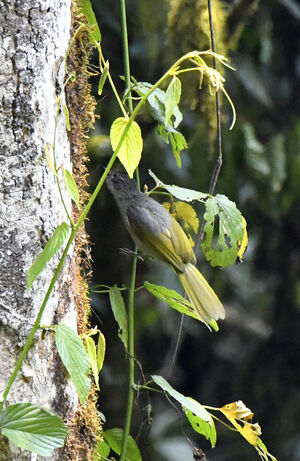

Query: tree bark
[0,1,78,459]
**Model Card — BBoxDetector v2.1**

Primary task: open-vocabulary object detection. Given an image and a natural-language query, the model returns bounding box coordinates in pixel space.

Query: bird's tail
[178,263,225,325]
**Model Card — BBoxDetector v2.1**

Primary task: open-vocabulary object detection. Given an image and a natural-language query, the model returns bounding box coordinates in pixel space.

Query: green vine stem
[119,1,137,459]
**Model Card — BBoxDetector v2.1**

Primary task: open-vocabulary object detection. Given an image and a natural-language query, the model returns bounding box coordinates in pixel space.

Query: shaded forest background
[86,1,300,460]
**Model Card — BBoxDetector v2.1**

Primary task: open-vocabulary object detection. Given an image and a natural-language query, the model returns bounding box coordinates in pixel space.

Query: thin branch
[207,0,223,196]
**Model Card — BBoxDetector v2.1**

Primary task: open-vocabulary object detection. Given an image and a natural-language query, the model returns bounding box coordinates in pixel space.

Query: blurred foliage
[87,0,300,460]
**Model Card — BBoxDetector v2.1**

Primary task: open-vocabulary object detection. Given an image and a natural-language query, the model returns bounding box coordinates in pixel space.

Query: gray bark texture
[0,1,78,459]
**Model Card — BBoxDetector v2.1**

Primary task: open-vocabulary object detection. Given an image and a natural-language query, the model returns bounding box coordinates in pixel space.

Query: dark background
[87,1,300,460]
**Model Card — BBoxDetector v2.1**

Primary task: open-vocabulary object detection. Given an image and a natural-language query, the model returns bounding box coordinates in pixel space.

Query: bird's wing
[126,203,195,272]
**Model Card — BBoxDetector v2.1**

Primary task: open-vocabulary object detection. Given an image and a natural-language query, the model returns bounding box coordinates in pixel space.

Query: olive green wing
[126,204,195,272]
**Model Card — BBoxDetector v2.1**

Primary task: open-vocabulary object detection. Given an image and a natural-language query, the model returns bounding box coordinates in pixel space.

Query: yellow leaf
[97,330,106,373]
[163,201,199,247]
[85,336,100,390]
[110,117,143,178]
[220,401,261,446]
[221,401,253,420]
[80,327,106,391]
[237,216,248,262]
[45,144,56,175]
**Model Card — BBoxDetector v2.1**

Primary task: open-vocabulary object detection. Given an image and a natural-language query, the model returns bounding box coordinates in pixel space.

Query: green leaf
[169,130,187,168]
[157,125,187,167]
[63,168,80,210]
[201,194,244,267]
[103,428,142,461]
[148,170,208,202]
[184,398,216,447]
[79,0,101,43]
[55,323,90,404]
[62,103,71,131]
[85,337,99,390]
[27,222,70,289]
[145,282,219,331]
[110,117,143,178]
[133,81,183,128]
[109,286,128,349]
[97,330,106,374]
[133,80,186,166]
[151,375,216,447]
[98,60,109,95]
[165,76,182,127]
[144,282,199,321]
[256,438,277,461]
[93,439,110,460]
[1,403,68,456]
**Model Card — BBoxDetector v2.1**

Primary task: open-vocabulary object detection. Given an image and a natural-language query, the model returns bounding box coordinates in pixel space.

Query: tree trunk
[0,1,79,459]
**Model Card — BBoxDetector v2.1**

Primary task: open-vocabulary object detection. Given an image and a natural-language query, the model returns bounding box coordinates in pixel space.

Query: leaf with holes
[163,201,199,247]
[110,117,143,178]
[184,398,216,447]
[152,375,216,447]
[0,403,68,456]
[201,194,244,267]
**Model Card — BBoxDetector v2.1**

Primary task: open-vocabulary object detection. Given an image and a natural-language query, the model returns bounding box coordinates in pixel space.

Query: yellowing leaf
[62,103,71,131]
[85,337,100,390]
[163,201,199,247]
[237,216,248,262]
[221,401,254,421]
[80,328,106,390]
[45,144,56,175]
[110,117,143,178]
[97,330,106,374]
[220,401,261,446]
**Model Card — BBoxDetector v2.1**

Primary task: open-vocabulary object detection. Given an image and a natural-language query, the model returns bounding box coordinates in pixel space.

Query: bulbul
[106,169,225,325]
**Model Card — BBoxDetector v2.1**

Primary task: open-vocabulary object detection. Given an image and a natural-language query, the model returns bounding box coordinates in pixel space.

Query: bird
[106,169,225,325]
